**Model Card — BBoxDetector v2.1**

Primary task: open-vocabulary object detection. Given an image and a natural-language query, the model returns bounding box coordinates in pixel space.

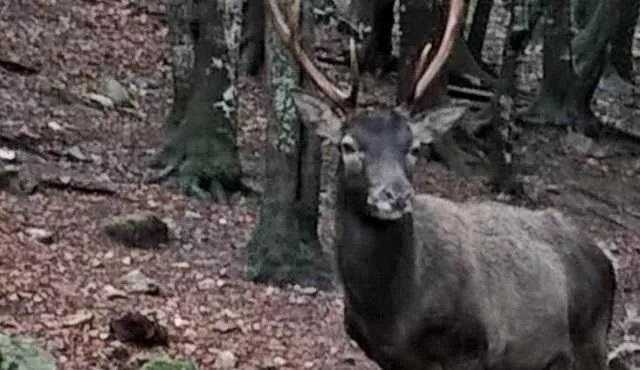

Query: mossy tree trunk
[523,0,616,135]
[157,0,243,200]
[247,0,331,288]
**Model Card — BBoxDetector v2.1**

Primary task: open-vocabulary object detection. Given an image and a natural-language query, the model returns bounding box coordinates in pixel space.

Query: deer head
[266,0,466,220]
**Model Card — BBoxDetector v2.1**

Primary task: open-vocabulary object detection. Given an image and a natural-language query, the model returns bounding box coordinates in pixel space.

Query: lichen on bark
[246,0,331,288]
[155,0,243,200]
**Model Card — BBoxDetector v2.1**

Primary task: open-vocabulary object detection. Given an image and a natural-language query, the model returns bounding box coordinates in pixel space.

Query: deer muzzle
[366,179,415,221]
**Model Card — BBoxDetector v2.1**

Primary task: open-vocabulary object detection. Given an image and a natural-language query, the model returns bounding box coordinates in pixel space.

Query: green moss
[0,334,56,370]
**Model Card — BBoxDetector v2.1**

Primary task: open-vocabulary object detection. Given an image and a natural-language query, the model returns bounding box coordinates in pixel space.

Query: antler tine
[411,42,433,91]
[266,0,357,110]
[413,0,465,102]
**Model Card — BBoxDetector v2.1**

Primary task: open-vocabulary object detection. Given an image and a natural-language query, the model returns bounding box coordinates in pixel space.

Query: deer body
[339,190,614,370]
[286,107,615,370]
[265,1,615,368]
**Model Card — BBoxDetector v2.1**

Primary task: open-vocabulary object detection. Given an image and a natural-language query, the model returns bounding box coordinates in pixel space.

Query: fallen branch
[0,58,39,75]
[0,132,47,160]
[41,178,117,196]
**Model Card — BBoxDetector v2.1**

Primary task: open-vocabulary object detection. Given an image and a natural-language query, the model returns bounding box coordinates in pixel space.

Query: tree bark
[522,0,614,135]
[398,0,447,109]
[608,0,638,82]
[156,0,243,200]
[465,0,493,61]
[239,0,265,76]
[349,0,395,73]
[247,0,331,288]
[166,0,196,128]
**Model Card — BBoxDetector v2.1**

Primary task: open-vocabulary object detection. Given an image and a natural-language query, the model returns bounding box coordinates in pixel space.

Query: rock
[104,212,169,249]
[47,121,64,131]
[214,351,237,369]
[120,270,160,295]
[0,148,16,162]
[25,228,55,244]
[0,333,57,370]
[196,278,216,291]
[0,166,19,191]
[64,146,89,162]
[101,77,131,106]
[109,312,168,347]
[140,357,198,370]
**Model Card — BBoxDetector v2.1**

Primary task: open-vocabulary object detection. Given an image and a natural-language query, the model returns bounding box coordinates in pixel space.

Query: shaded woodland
[1,0,640,369]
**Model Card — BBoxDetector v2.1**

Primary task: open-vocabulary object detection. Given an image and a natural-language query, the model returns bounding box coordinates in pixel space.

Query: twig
[41,179,117,196]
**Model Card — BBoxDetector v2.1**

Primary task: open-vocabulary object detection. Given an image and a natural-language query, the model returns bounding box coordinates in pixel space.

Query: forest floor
[1,0,640,369]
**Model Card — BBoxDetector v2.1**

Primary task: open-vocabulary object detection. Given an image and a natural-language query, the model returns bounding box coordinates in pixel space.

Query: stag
[266,0,616,369]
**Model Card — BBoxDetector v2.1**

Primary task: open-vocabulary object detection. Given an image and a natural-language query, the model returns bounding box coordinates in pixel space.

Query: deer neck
[336,183,418,320]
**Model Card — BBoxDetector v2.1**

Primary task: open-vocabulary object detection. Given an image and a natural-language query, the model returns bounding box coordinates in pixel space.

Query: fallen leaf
[103,285,128,300]
[85,93,114,108]
[62,310,94,327]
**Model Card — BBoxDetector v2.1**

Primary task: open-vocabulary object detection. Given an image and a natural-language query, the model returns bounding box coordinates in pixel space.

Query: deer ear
[409,106,467,144]
[291,90,344,144]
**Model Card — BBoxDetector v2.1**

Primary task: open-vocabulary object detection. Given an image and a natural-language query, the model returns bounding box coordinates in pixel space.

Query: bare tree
[247,0,331,287]
[155,0,243,199]
[239,0,265,76]
[523,0,617,135]
[608,0,638,82]
[349,0,395,72]
[465,0,494,61]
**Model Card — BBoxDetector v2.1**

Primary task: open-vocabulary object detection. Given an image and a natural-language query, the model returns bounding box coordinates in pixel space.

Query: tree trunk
[465,0,494,61]
[398,0,447,109]
[608,0,638,82]
[166,0,196,128]
[247,0,331,288]
[523,0,614,135]
[155,0,243,200]
[239,0,265,76]
[349,0,395,73]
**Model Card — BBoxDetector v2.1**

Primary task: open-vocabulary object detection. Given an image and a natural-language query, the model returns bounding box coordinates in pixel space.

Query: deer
[265,0,616,369]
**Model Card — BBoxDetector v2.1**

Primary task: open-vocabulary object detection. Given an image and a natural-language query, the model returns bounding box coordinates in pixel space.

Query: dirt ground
[1,1,639,369]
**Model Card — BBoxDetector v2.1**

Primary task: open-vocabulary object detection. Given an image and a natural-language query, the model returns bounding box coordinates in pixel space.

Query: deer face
[293,93,466,221]
[267,0,465,220]
[340,111,417,220]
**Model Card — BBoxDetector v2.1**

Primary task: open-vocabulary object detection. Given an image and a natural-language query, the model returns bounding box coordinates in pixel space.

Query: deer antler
[412,0,465,103]
[266,0,359,110]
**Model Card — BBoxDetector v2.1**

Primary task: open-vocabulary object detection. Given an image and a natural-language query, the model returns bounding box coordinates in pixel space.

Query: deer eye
[409,145,421,157]
[406,144,420,167]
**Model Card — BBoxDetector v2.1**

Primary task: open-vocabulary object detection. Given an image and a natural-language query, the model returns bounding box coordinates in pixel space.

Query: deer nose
[395,190,414,211]
[369,184,414,211]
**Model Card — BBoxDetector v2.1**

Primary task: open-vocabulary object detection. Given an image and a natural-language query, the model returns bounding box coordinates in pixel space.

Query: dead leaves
[61,310,94,328]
